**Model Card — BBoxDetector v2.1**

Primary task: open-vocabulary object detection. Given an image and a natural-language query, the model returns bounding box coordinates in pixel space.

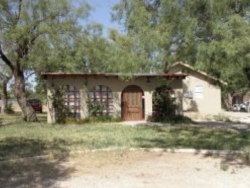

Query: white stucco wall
[46,75,183,123]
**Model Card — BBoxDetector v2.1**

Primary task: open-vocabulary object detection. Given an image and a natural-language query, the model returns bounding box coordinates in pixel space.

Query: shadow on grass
[150,115,194,125]
[136,125,250,167]
[0,137,70,160]
[0,158,74,188]
[135,125,250,151]
[0,137,73,187]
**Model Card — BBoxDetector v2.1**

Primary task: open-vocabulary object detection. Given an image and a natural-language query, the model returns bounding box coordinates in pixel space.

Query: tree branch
[25,71,36,80]
[15,0,22,23]
[0,43,14,71]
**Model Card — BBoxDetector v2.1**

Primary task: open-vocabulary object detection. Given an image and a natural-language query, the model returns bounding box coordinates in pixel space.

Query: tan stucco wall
[46,76,183,123]
[169,65,222,115]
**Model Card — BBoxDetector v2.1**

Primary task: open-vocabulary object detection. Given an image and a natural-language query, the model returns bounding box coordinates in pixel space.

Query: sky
[86,0,123,34]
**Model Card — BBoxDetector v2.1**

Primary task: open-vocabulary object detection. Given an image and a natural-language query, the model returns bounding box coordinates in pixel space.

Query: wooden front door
[122,85,143,121]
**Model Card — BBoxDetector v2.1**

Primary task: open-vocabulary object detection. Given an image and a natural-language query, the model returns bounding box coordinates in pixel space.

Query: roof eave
[169,61,228,86]
[40,72,187,80]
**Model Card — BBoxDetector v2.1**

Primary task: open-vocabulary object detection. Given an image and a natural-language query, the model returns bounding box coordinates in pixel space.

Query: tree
[0,61,12,113]
[112,0,250,92]
[68,23,152,75]
[0,0,91,121]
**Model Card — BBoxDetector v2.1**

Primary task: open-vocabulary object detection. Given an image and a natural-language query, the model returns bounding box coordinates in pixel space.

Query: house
[42,62,226,123]
[42,72,186,123]
[168,62,226,115]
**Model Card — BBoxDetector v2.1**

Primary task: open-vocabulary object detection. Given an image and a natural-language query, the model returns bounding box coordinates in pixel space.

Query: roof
[168,62,227,85]
[41,72,187,79]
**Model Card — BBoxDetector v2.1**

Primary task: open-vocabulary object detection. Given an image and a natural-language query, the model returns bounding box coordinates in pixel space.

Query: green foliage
[87,100,105,117]
[0,0,92,71]
[71,27,153,74]
[151,85,177,122]
[112,0,250,91]
[50,87,70,124]
[4,103,14,114]
[26,89,42,101]
[0,0,92,121]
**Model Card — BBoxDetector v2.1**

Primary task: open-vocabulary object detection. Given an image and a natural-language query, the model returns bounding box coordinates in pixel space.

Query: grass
[0,113,250,161]
[1,113,249,187]
[0,112,47,125]
[65,116,122,124]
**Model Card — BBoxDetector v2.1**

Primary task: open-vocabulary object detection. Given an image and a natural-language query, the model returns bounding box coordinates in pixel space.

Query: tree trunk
[223,93,232,111]
[14,68,37,122]
[1,79,9,114]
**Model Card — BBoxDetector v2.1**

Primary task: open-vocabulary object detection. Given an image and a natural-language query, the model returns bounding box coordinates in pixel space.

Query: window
[63,85,80,119]
[194,85,203,99]
[89,85,113,116]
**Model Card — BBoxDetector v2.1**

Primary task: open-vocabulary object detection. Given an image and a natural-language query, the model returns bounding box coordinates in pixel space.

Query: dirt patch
[1,150,249,188]
[57,151,250,188]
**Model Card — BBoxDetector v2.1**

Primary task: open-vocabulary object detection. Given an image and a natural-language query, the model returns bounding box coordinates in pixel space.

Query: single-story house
[42,62,225,123]
[167,62,226,115]
[42,72,186,123]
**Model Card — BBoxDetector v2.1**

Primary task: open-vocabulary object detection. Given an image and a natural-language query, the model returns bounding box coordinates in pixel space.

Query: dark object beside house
[27,99,43,113]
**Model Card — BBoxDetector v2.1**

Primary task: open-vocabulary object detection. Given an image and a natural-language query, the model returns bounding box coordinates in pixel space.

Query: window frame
[63,85,81,119]
[89,85,113,116]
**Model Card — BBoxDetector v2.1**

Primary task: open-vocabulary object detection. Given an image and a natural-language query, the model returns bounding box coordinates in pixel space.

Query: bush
[151,85,178,122]
[87,100,105,117]
[50,87,70,124]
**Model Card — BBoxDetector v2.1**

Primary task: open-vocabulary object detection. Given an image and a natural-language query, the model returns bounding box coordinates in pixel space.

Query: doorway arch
[122,85,144,121]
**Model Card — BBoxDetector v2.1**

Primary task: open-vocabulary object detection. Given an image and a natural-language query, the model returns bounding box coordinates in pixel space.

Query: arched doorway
[122,85,144,121]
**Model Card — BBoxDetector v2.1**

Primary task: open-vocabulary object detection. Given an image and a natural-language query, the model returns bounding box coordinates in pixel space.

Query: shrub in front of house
[50,87,71,124]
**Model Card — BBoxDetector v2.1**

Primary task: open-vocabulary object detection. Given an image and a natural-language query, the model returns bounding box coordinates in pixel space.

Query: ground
[1,112,250,187]
[1,151,250,188]
[58,151,250,188]
[223,111,250,123]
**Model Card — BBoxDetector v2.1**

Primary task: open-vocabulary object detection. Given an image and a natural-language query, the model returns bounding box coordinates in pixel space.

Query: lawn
[0,113,250,161]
